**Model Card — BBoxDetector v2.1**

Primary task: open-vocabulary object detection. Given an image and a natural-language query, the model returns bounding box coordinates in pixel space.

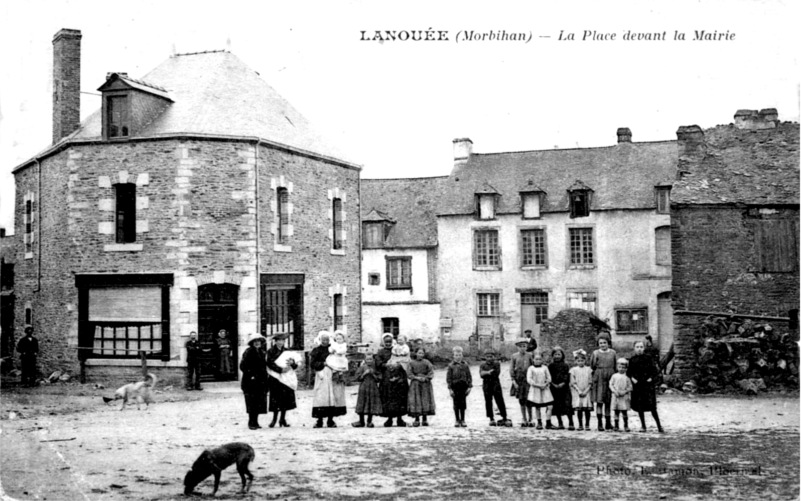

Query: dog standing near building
[183,442,255,496]
[103,373,158,410]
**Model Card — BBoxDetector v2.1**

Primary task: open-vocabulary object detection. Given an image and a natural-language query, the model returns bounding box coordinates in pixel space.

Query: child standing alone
[446,346,472,427]
[526,352,553,429]
[479,351,510,426]
[609,358,633,432]
[569,349,593,431]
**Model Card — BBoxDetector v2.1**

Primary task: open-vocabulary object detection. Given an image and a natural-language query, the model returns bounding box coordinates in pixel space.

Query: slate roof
[72,51,354,165]
[439,141,679,216]
[98,73,172,100]
[672,122,800,205]
[361,177,450,248]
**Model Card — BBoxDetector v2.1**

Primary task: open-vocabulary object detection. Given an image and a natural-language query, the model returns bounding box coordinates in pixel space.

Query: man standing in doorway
[185,331,203,391]
[17,327,39,387]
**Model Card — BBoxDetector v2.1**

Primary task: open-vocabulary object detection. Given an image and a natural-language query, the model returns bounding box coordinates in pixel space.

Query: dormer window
[362,209,395,249]
[363,222,384,248]
[656,186,671,214]
[519,181,546,219]
[568,180,593,219]
[477,194,496,220]
[107,95,130,138]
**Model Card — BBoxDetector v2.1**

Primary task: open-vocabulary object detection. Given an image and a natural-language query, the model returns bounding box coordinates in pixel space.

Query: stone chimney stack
[616,127,632,143]
[52,29,82,144]
[453,138,473,165]
[734,108,779,130]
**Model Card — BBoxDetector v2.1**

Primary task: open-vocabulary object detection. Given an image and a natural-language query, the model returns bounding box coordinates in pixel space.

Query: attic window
[477,194,496,220]
[522,192,542,219]
[569,191,590,218]
[363,222,384,248]
[656,187,671,214]
[107,95,130,138]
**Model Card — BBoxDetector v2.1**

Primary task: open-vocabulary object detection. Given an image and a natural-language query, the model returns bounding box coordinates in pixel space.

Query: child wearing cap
[446,346,472,427]
[511,339,533,427]
[479,350,510,427]
[569,349,593,431]
[609,358,633,432]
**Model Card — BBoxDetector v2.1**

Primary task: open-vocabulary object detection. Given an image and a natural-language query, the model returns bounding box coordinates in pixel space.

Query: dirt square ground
[1,362,798,500]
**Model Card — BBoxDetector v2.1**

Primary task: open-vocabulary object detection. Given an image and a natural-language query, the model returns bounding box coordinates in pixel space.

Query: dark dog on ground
[102,373,158,410]
[184,442,255,496]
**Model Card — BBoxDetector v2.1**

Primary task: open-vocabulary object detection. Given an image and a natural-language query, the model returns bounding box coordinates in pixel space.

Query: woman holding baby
[309,330,347,428]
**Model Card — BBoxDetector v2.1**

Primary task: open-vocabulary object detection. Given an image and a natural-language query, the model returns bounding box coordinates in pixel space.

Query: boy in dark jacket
[479,350,510,426]
[446,346,472,427]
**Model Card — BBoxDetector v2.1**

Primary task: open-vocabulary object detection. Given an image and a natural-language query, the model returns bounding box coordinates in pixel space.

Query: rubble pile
[690,315,799,394]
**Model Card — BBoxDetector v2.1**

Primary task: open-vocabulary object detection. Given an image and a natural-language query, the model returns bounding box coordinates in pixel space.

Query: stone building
[670,109,800,378]
[360,177,447,346]
[435,134,677,356]
[9,29,361,383]
[362,131,678,357]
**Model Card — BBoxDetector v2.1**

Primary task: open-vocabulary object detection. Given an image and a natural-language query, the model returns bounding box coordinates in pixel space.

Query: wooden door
[198,284,238,381]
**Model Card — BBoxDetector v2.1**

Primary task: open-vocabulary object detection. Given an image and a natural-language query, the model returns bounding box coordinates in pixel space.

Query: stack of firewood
[689,316,799,393]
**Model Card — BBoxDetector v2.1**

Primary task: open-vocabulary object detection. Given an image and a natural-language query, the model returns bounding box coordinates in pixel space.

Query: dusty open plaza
[1,363,798,501]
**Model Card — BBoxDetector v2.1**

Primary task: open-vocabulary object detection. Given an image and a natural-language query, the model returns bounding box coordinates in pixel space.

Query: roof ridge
[172,49,229,57]
[472,140,677,156]
[120,75,168,93]
[362,175,449,181]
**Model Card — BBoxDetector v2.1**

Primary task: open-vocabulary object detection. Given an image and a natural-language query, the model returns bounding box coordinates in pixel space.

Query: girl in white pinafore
[526,352,554,430]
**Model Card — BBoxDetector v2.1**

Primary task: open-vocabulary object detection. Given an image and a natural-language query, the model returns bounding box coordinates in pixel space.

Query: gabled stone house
[670,109,800,379]
[10,29,361,382]
[360,177,447,346]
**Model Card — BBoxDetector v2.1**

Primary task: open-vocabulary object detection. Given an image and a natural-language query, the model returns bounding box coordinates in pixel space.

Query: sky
[0,0,798,233]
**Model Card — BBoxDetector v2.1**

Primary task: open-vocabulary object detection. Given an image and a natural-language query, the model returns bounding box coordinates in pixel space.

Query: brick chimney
[616,127,632,143]
[734,108,778,130]
[52,29,82,144]
[453,138,473,164]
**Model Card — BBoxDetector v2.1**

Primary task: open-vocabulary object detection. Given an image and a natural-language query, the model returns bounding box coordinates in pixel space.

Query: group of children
[350,334,664,432]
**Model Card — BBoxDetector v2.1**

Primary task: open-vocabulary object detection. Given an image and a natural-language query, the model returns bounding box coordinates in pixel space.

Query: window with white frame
[521,229,547,267]
[567,291,597,314]
[333,293,344,330]
[363,222,384,248]
[477,293,501,317]
[332,198,343,250]
[277,187,290,244]
[115,183,136,244]
[522,192,542,219]
[473,229,501,269]
[569,227,594,265]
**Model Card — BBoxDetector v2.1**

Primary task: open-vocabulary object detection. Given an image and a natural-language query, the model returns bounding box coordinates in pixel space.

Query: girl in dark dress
[548,346,575,430]
[265,333,298,428]
[352,356,383,427]
[629,341,665,433]
[240,334,268,430]
[375,333,409,427]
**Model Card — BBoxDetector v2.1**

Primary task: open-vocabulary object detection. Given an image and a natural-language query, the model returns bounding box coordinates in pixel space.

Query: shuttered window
[655,226,671,265]
[386,257,412,289]
[754,219,799,272]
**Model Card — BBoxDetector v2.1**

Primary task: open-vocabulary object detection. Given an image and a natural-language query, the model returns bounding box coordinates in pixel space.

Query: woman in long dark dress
[310,331,347,428]
[240,334,268,430]
[548,346,575,430]
[629,340,664,433]
[375,333,409,427]
[265,333,298,428]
